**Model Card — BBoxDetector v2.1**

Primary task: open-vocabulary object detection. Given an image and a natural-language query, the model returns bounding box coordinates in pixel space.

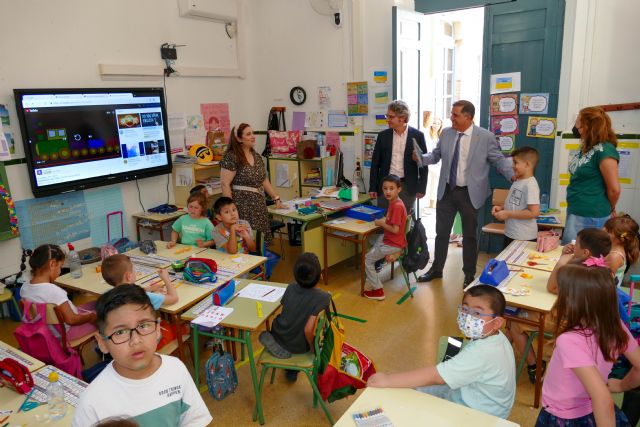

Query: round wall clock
[290,86,307,105]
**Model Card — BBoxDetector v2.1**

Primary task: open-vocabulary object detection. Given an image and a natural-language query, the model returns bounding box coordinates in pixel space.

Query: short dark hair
[294,252,321,288]
[96,284,155,333]
[101,254,133,286]
[511,146,539,168]
[190,184,206,195]
[452,100,475,119]
[29,244,65,275]
[214,196,236,215]
[577,228,611,257]
[465,284,506,316]
[382,174,402,188]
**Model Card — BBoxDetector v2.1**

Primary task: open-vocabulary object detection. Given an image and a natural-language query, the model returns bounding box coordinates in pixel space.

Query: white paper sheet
[236,283,286,302]
[276,163,291,187]
[191,305,234,328]
[175,166,194,187]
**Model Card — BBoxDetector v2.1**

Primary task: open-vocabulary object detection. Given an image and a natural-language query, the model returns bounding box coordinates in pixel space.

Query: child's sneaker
[527,360,547,384]
[363,289,385,301]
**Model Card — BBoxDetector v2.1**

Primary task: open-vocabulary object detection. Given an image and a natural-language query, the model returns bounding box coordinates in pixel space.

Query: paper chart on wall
[318,86,331,109]
[0,123,10,160]
[526,117,557,139]
[618,149,633,184]
[490,72,521,94]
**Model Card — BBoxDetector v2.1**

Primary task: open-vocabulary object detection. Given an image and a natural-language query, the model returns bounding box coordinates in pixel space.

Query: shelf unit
[267,156,336,199]
[172,163,222,207]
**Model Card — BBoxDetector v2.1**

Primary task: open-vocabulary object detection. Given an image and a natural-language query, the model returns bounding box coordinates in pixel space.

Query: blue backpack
[205,344,237,400]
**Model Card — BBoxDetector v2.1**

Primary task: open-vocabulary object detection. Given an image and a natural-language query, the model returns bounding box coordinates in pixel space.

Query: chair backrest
[313,311,327,356]
[492,188,509,207]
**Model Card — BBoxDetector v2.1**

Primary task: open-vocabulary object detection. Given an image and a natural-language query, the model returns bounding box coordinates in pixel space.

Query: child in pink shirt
[537,261,640,426]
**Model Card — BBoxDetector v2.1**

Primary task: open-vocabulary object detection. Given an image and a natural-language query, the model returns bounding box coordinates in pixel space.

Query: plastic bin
[345,205,385,222]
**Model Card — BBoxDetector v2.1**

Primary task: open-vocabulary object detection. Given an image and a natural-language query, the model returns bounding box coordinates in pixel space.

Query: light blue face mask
[456,306,497,340]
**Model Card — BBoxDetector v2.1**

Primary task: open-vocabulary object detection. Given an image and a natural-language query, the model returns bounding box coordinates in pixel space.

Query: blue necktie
[448,132,463,189]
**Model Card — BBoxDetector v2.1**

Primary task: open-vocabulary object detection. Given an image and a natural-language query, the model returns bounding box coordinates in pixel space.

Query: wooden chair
[479,188,509,251]
[253,313,333,425]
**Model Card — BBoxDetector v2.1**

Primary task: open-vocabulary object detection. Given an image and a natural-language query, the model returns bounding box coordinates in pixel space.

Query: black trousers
[432,186,478,278]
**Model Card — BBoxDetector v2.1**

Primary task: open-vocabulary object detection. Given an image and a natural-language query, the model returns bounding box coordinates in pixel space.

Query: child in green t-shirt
[167,193,214,248]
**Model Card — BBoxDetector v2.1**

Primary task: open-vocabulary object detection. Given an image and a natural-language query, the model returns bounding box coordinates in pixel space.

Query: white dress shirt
[389,126,408,178]
[456,125,474,186]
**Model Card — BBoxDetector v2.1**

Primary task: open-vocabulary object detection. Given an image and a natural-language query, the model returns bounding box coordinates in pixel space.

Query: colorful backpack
[183,258,218,284]
[100,244,119,261]
[205,344,238,400]
[13,300,83,379]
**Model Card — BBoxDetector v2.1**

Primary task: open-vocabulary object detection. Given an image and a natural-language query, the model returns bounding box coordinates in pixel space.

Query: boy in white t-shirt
[367,285,516,419]
[73,285,212,427]
[491,146,541,248]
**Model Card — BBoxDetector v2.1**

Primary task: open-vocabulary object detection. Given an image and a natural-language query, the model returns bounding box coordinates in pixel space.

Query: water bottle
[540,192,549,213]
[351,183,359,201]
[67,243,82,279]
[47,371,67,421]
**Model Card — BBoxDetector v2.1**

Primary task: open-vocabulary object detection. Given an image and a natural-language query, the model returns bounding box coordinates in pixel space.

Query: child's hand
[367,373,388,388]
[562,243,575,255]
[158,269,170,282]
[608,378,623,393]
[493,210,508,221]
[167,241,177,249]
[146,281,164,293]
[196,239,206,248]
[374,218,385,227]
[491,205,502,215]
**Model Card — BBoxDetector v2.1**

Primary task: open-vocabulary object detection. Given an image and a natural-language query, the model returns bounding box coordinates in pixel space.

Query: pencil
[262,288,275,298]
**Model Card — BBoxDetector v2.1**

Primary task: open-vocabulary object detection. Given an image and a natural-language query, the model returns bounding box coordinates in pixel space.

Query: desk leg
[354,241,359,269]
[244,330,265,425]
[136,220,142,242]
[360,236,366,296]
[323,227,328,286]
[170,314,186,362]
[534,312,546,408]
[160,225,165,241]
[192,325,200,389]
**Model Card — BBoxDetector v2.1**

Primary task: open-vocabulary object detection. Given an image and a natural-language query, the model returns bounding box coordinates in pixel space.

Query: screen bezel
[13,87,173,198]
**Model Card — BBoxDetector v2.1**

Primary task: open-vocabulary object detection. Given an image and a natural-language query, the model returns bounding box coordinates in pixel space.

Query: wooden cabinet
[267,156,336,199]
[172,163,221,206]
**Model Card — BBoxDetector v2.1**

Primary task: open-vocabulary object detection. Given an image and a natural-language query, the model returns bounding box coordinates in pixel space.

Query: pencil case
[213,279,236,306]
[479,259,509,287]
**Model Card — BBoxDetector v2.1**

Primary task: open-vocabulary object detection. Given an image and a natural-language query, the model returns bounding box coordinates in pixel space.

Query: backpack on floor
[13,300,83,379]
[402,215,430,274]
[205,344,238,400]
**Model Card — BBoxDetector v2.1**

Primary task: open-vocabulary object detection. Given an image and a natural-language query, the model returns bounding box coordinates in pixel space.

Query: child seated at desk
[507,228,611,384]
[167,193,214,249]
[20,244,97,341]
[101,254,178,309]
[259,252,330,382]
[212,196,256,254]
[491,146,540,249]
[368,285,516,419]
[363,174,407,301]
[190,184,214,222]
[73,285,212,427]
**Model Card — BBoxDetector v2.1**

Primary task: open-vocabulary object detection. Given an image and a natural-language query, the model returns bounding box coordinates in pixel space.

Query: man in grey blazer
[415,100,513,287]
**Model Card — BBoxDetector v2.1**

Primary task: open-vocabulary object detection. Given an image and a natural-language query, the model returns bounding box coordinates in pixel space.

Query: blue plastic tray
[345,204,385,222]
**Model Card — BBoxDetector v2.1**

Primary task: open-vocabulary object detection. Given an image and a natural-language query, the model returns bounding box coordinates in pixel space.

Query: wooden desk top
[132,210,186,222]
[195,249,267,277]
[181,279,287,331]
[323,216,380,235]
[0,340,45,373]
[334,387,519,426]
[496,240,563,272]
[0,386,74,426]
[268,194,371,223]
[125,241,207,267]
[501,267,557,313]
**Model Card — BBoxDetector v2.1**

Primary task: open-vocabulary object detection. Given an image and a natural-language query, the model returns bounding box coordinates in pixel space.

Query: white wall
[553,0,640,219]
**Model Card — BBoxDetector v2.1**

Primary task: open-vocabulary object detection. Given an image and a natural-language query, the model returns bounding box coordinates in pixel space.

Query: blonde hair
[101,254,134,286]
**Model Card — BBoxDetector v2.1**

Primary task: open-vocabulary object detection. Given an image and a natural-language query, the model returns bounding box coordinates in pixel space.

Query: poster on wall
[490,72,521,94]
[200,103,231,141]
[490,115,519,135]
[489,94,518,115]
[0,104,10,125]
[371,69,388,85]
[0,124,11,161]
[363,133,377,168]
[185,115,206,148]
[318,86,331,109]
[526,117,557,138]
[497,135,515,153]
[520,93,549,114]
[347,81,368,116]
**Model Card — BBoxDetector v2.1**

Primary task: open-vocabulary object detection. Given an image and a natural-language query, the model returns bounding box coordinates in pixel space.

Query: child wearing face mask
[367,285,516,419]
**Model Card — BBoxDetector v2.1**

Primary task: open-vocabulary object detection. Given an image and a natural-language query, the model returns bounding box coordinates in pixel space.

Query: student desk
[132,210,186,241]
[0,385,74,426]
[468,265,556,408]
[0,340,46,373]
[125,241,206,267]
[496,240,563,272]
[268,194,371,268]
[181,278,288,425]
[195,249,268,280]
[334,387,519,426]
[322,216,381,295]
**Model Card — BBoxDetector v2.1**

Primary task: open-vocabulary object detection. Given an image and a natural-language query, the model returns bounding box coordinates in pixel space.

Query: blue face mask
[457,307,497,340]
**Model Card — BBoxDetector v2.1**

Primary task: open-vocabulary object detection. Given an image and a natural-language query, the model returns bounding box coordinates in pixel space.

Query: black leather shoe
[417,270,443,282]
[463,276,475,288]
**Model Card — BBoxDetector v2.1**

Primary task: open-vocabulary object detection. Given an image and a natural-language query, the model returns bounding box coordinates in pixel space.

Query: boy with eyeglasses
[73,285,212,427]
[367,285,516,419]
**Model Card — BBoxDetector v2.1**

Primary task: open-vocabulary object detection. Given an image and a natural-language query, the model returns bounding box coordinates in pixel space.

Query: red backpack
[13,300,83,379]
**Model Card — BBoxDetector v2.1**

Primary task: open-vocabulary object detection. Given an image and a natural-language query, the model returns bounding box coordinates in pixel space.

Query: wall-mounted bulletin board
[0,162,19,241]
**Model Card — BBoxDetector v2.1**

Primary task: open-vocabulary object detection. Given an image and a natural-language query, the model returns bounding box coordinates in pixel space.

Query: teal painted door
[479,0,565,252]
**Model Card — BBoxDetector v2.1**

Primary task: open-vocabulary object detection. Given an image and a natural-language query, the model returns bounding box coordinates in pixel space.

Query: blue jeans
[562,213,610,244]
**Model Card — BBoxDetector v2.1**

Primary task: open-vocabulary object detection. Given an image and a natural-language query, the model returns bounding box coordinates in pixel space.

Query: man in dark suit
[415,100,513,287]
[369,100,428,212]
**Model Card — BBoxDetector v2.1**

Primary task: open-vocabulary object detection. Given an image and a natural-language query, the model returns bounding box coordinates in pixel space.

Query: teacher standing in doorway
[368,100,428,212]
[416,100,513,287]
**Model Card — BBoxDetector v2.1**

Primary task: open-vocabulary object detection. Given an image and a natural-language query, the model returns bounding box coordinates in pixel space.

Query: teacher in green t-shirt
[563,107,620,244]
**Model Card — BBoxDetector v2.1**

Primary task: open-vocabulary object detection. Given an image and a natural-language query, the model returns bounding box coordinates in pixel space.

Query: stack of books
[303,168,322,186]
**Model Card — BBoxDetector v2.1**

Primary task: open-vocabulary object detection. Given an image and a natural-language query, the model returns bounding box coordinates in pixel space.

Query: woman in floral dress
[220,123,283,244]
